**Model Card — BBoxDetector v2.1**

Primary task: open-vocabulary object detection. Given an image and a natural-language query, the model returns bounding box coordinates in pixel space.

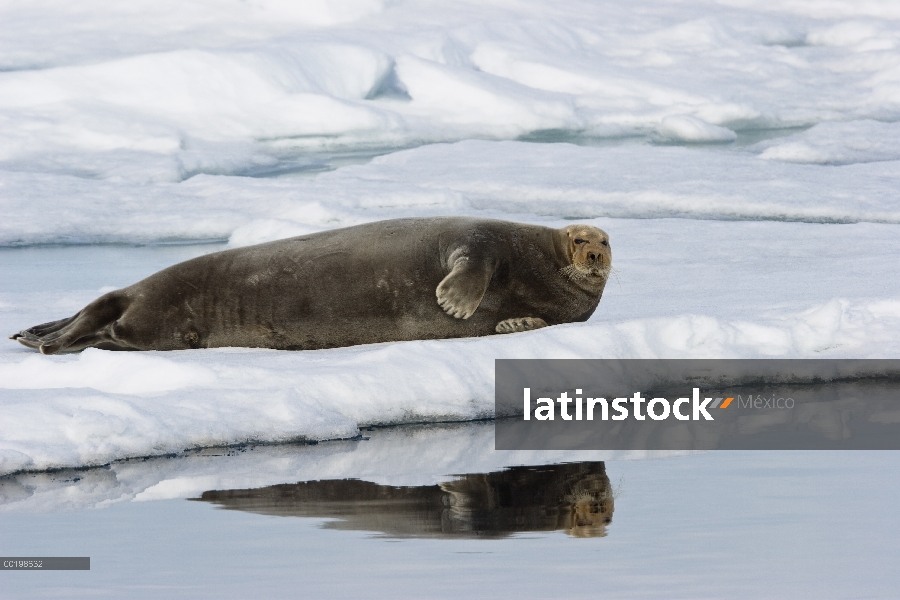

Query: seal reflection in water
[11,217,611,354]
[193,462,614,539]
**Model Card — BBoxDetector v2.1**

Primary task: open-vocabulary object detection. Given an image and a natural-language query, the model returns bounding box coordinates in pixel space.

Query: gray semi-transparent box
[495,359,900,450]
[1,557,90,570]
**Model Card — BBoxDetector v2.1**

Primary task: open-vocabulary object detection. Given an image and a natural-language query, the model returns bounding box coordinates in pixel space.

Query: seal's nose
[588,252,596,262]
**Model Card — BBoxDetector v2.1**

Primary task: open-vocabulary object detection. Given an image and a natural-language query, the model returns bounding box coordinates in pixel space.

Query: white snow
[655,115,737,143]
[3,141,900,248]
[757,120,900,165]
[1,0,900,476]
[3,0,900,183]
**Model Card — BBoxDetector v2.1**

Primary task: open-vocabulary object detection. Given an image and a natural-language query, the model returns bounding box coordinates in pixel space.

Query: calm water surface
[2,422,898,599]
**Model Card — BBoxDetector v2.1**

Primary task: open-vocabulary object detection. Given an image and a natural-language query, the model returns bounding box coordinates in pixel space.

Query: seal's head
[558,224,612,285]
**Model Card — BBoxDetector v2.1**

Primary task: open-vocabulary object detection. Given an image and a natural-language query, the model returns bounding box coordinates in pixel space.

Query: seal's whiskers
[559,264,611,282]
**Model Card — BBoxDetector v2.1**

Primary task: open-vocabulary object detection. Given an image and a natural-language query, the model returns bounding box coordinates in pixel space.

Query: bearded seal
[10,217,611,354]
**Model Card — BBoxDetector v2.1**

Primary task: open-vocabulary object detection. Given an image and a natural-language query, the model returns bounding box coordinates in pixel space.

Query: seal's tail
[9,292,131,354]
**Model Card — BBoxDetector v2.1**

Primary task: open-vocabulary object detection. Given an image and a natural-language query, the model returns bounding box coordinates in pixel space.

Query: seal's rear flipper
[11,292,130,354]
[10,315,77,341]
[10,329,43,349]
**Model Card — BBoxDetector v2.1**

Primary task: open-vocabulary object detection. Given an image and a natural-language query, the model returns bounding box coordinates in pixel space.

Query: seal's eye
[574,238,587,244]
[601,240,608,246]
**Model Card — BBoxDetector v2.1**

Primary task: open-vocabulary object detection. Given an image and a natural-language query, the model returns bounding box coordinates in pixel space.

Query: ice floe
[1,0,899,476]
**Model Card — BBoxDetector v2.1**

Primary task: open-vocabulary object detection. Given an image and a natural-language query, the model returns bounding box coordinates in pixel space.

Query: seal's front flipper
[495,317,548,334]
[436,251,497,319]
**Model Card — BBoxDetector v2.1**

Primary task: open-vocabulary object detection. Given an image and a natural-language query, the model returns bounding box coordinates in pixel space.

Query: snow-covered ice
[655,115,737,143]
[756,120,900,165]
[3,0,900,183]
[3,141,900,247]
[1,0,900,476]
[3,215,898,475]
[0,421,664,513]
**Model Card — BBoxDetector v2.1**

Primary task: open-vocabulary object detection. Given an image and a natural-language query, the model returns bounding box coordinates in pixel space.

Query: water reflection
[193,462,614,539]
